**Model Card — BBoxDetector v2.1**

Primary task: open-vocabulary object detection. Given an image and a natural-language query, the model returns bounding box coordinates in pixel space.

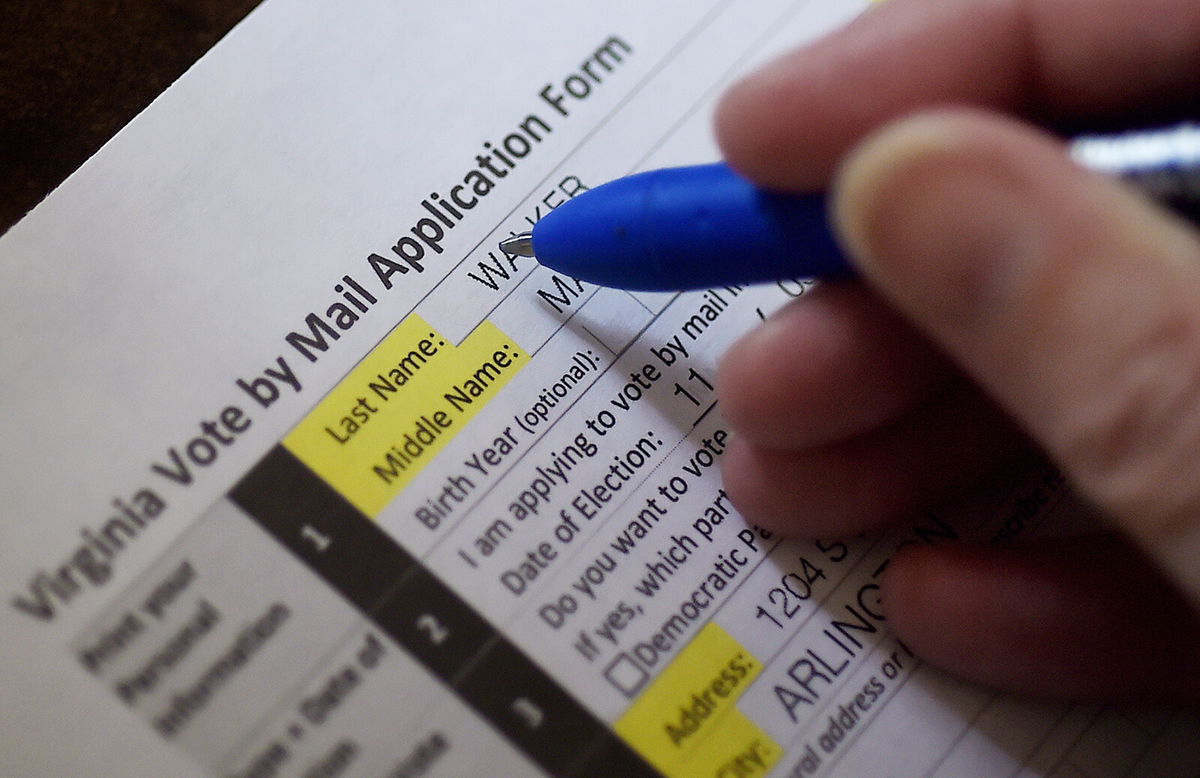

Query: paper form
[1,1,1197,775]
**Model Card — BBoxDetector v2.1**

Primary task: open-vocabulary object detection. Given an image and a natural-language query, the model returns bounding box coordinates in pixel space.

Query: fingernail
[832,113,1046,328]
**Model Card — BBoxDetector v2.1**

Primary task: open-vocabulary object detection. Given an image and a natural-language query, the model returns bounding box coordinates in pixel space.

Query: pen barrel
[1072,123,1200,220]
[532,163,847,291]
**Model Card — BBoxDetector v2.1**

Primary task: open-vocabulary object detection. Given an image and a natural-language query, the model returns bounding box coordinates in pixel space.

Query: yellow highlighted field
[616,623,780,777]
[285,315,526,516]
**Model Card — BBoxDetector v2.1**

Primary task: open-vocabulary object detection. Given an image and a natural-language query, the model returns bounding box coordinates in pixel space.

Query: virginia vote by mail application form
[1,1,1197,775]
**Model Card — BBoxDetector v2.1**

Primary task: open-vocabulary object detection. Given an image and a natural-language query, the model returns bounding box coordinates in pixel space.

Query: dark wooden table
[1,0,262,234]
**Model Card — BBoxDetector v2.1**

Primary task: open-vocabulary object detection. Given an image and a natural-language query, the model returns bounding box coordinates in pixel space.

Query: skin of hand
[714,0,1200,701]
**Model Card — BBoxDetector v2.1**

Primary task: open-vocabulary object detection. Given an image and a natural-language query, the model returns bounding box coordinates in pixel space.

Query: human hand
[714,0,1200,701]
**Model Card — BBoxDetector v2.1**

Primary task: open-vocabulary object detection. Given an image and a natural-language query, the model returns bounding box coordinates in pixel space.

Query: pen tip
[499,232,535,257]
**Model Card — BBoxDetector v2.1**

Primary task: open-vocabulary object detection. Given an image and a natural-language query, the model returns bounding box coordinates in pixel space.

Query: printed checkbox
[604,653,649,698]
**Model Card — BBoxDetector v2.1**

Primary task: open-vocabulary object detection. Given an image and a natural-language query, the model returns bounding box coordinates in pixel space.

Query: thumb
[833,109,1200,603]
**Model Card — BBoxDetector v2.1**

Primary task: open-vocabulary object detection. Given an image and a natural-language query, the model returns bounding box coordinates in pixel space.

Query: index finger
[717,0,1200,188]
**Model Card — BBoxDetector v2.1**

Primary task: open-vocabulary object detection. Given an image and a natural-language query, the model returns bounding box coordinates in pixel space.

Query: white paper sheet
[2,1,1196,775]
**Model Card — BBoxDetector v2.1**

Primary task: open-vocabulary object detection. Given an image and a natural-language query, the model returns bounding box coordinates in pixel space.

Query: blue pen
[500,123,1200,291]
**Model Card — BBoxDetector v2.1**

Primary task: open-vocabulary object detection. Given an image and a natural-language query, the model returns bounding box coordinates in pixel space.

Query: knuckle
[1051,315,1200,543]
